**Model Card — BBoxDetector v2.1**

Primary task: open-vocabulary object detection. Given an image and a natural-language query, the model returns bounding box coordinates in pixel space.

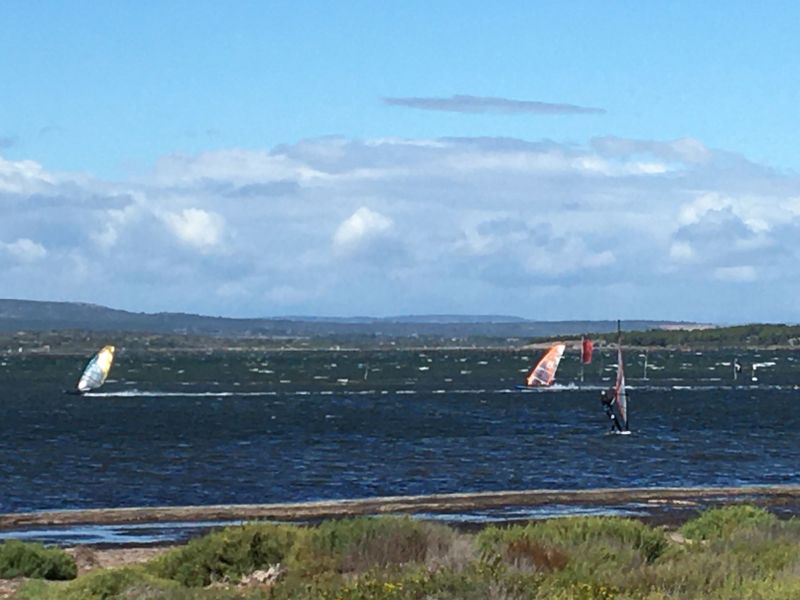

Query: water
[1,348,799,515]
[0,521,240,546]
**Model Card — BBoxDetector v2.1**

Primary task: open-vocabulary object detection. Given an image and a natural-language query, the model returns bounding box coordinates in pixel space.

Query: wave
[84,383,800,399]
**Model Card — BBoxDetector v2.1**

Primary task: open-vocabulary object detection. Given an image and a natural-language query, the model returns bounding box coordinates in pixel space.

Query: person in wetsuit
[600,387,623,432]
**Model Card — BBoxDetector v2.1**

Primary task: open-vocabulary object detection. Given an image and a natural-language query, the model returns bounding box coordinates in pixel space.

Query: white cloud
[669,241,694,262]
[152,149,322,185]
[714,265,758,283]
[3,238,47,262]
[3,134,800,321]
[333,207,393,251]
[162,208,225,250]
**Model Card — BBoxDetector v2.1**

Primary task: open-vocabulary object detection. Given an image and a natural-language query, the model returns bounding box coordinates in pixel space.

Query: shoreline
[4,485,800,531]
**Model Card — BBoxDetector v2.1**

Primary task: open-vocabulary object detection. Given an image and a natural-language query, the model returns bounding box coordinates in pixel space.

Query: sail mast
[615,320,629,431]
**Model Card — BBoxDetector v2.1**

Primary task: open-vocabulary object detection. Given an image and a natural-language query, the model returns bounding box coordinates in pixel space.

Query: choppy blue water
[1,349,798,514]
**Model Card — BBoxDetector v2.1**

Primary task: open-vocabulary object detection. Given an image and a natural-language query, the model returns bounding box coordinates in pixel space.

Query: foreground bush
[30,566,180,600]
[147,522,298,586]
[478,515,668,567]
[0,540,76,580]
[288,516,456,576]
[15,507,800,599]
[680,504,777,541]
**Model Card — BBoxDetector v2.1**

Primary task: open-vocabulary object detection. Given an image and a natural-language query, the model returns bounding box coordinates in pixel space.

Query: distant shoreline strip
[2,485,799,529]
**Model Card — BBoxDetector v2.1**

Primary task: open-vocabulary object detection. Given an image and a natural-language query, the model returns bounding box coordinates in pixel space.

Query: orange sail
[525,343,566,387]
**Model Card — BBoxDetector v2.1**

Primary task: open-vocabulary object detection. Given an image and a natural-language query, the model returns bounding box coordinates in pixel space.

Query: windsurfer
[600,387,623,432]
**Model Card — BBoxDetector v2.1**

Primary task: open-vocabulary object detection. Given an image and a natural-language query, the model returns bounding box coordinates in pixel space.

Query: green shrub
[680,505,777,541]
[20,571,259,600]
[25,566,177,600]
[283,565,541,600]
[0,540,77,580]
[478,516,667,566]
[15,512,800,599]
[288,516,455,576]
[147,522,298,587]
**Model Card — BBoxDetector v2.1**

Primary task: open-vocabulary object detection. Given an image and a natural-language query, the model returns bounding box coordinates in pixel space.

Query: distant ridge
[0,299,708,339]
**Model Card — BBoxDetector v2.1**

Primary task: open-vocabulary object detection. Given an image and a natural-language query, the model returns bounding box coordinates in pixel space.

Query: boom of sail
[525,343,566,387]
[76,345,115,393]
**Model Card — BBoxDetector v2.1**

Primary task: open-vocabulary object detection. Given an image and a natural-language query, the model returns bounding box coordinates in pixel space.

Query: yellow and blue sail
[77,345,115,393]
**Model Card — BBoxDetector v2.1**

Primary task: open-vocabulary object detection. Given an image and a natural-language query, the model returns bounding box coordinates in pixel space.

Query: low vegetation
[590,323,800,349]
[0,540,76,581]
[10,506,800,599]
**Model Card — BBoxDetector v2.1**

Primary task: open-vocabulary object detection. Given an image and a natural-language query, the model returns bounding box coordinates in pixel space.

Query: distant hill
[0,299,706,339]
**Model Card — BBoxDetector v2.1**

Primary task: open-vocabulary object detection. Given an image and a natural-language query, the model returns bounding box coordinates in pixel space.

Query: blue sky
[2,2,800,321]
[4,1,799,174]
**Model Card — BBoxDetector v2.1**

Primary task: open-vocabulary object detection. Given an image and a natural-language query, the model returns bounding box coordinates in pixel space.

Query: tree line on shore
[537,323,800,350]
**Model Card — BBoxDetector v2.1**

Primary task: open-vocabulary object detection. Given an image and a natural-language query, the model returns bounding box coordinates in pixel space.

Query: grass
[11,507,800,599]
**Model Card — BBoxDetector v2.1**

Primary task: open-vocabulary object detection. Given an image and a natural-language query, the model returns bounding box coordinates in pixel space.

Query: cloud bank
[383,94,605,115]
[1,134,798,321]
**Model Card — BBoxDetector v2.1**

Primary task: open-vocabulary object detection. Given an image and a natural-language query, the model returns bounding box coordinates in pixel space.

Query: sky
[2,1,800,322]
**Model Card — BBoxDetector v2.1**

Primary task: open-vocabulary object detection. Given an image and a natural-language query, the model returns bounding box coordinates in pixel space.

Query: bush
[479,516,668,566]
[288,516,455,576]
[147,522,298,587]
[278,566,541,600]
[20,570,261,600]
[15,512,800,599]
[680,505,777,541]
[0,540,77,580]
[45,567,179,600]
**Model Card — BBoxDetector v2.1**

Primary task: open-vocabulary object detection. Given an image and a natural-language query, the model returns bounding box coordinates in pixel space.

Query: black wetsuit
[601,389,623,432]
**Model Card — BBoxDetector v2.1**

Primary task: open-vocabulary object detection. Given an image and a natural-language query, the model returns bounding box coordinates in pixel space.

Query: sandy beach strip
[3,485,800,530]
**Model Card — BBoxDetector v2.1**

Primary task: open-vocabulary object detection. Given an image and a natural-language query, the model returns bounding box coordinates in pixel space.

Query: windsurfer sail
[612,346,629,431]
[524,343,566,387]
[601,322,629,433]
[74,345,115,394]
[579,336,593,384]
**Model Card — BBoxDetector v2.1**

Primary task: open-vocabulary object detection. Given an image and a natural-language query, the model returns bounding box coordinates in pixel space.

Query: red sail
[581,338,593,364]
